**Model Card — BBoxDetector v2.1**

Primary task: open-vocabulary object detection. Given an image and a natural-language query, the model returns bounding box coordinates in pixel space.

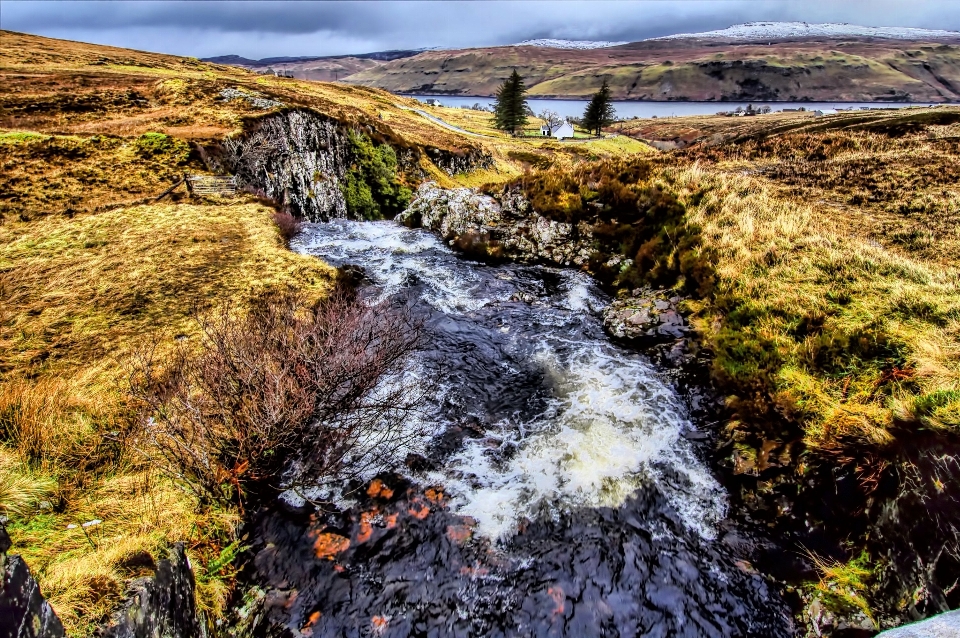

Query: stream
[246,219,791,637]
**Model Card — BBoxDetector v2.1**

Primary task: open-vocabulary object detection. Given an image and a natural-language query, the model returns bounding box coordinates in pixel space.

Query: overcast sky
[2,1,958,60]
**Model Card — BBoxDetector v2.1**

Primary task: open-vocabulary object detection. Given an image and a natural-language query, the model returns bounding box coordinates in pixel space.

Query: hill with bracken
[341,23,960,101]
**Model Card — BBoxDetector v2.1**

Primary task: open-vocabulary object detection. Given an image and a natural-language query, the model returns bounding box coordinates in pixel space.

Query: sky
[2,0,959,60]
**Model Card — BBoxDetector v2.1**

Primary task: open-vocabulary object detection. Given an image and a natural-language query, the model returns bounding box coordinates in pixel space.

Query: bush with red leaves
[129,287,426,507]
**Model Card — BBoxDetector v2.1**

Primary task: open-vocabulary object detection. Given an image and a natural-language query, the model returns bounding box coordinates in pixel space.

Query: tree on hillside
[494,69,529,134]
[582,79,616,136]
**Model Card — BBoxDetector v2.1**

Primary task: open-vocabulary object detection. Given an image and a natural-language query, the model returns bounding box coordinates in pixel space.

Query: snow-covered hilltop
[515,39,628,49]
[650,22,960,42]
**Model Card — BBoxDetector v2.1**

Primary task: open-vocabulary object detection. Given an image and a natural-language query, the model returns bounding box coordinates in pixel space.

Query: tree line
[493,70,616,136]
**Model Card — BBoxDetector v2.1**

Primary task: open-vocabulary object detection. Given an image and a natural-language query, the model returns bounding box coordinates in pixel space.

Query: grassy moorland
[511,106,960,622]
[344,37,960,101]
[0,31,649,633]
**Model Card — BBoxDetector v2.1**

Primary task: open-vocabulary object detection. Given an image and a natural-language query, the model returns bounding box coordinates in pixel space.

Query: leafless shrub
[128,286,427,507]
[272,209,301,243]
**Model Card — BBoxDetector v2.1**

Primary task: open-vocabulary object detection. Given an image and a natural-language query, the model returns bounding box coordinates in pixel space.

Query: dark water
[248,220,791,636]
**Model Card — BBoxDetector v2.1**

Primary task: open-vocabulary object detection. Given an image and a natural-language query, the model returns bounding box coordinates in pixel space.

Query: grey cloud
[1,1,957,60]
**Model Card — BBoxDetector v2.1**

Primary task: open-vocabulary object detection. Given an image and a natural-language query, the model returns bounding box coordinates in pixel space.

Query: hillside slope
[0,30,648,633]
[344,36,960,101]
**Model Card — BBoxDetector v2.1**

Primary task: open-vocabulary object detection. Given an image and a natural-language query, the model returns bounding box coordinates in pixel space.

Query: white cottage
[540,121,574,139]
[815,109,838,117]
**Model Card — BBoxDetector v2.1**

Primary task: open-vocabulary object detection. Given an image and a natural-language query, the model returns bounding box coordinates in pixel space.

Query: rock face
[603,288,690,341]
[100,543,203,638]
[400,182,593,266]
[423,147,494,176]
[224,109,354,221]
[1,522,66,638]
[221,110,495,222]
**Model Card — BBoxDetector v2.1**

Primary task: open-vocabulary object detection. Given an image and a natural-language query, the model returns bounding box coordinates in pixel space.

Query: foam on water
[294,220,727,541]
[293,220,510,313]
[436,340,726,540]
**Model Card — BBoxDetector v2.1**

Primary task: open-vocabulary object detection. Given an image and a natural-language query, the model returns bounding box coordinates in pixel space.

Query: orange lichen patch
[384,513,399,530]
[446,524,472,543]
[367,479,395,499]
[424,487,445,503]
[356,511,376,544]
[371,615,390,636]
[408,502,431,520]
[313,532,350,560]
[301,610,322,636]
[459,564,490,579]
[548,586,565,616]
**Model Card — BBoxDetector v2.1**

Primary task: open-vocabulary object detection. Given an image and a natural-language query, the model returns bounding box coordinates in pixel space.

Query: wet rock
[400,182,594,266]
[241,480,793,638]
[603,288,691,342]
[100,543,203,638]
[1,522,65,638]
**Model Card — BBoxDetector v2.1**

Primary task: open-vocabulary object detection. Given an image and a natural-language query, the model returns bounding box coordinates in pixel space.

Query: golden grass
[0,200,334,634]
[663,164,960,450]
[0,31,652,633]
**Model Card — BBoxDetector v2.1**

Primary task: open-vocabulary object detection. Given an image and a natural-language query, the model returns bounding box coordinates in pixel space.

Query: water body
[408,94,942,120]
[249,220,791,636]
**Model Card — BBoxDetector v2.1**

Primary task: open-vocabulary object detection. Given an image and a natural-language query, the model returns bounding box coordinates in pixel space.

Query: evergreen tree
[493,69,529,134]
[582,79,616,136]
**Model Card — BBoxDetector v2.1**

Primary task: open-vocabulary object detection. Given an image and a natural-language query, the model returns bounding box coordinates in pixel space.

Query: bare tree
[538,109,564,130]
[129,286,428,507]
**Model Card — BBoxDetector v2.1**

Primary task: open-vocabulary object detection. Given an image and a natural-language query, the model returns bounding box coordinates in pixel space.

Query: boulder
[603,288,691,341]
[1,521,66,638]
[400,182,594,266]
[101,543,203,638]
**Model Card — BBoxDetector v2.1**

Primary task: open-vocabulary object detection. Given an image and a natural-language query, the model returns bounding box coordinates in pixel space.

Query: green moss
[135,132,190,163]
[0,131,47,144]
[340,130,411,221]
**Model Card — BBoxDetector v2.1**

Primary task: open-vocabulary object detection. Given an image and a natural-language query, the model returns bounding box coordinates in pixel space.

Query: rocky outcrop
[400,182,594,266]
[100,543,204,638]
[423,147,494,176]
[603,288,690,341]
[224,110,353,221]
[1,522,66,638]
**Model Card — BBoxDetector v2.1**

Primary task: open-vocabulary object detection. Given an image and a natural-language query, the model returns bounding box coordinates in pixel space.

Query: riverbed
[245,219,791,636]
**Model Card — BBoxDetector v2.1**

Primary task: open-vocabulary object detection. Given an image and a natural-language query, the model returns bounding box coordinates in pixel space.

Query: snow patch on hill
[650,22,960,42]
[515,39,628,49]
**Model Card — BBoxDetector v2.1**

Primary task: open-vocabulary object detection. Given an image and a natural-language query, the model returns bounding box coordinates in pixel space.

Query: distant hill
[201,49,427,80]
[650,21,960,42]
[342,24,960,101]
[514,39,628,49]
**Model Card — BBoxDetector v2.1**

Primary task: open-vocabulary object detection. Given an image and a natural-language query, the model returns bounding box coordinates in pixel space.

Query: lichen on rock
[400,182,593,266]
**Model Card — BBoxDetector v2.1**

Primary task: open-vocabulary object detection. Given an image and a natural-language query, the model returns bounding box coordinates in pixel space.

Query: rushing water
[248,220,791,636]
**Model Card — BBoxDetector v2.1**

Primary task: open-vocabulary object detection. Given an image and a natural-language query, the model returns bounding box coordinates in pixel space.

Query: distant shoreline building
[540,121,575,139]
